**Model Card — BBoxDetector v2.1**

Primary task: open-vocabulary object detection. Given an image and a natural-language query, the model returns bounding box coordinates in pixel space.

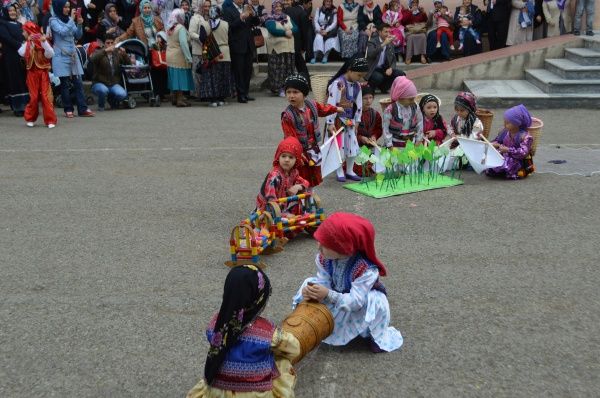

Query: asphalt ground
[1,92,599,397]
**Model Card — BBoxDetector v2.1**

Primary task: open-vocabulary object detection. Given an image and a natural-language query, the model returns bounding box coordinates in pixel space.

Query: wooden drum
[281,300,334,364]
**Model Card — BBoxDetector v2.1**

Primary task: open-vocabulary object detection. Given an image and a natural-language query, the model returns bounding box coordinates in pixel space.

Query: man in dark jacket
[222,0,260,103]
[365,24,404,93]
[486,0,512,50]
[90,33,130,111]
[283,0,310,81]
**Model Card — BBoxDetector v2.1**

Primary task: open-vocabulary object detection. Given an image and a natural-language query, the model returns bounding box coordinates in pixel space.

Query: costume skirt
[267,51,296,93]
[198,61,234,100]
[167,66,194,91]
[338,29,360,59]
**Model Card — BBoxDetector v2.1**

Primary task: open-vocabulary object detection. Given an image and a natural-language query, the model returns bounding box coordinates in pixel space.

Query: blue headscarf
[52,0,70,23]
[139,0,154,27]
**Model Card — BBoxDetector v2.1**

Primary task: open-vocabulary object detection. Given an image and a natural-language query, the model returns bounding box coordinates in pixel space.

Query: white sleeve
[314,10,321,31]
[42,40,55,58]
[325,268,378,312]
[383,106,393,147]
[470,118,484,139]
[325,80,340,126]
[354,87,363,125]
[18,42,26,57]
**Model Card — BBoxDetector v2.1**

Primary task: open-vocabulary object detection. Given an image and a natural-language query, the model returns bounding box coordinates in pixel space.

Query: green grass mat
[343,174,463,198]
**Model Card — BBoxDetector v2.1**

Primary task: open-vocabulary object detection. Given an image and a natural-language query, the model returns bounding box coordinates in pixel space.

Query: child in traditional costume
[187,265,300,398]
[486,104,535,180]
[354,84,382,176]
[281,73,342,187]
[18,21,57,129]
[326,57,369,182]
[448,91,483,141]
[383,75,423,148]
[292,212,403,353]
[256,136,310,216]
[418,93,447,145]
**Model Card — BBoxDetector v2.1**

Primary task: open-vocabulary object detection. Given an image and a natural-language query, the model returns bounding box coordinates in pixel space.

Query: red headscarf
[314,212,387,276]
[273,137,304,168]
[23,21,43,49]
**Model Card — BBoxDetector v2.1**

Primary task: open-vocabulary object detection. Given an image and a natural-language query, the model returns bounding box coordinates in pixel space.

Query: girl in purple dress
[486,104,535,180]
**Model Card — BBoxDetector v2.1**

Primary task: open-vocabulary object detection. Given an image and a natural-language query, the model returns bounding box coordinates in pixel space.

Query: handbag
[252,27,265,48]
[150,49,167,70]
[196,32,223,73]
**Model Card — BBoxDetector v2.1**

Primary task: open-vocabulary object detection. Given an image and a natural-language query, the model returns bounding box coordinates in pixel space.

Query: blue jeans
[574,0,595,32]
[459,27,480,44]
[91,83,127,109]
[59,75,88,114]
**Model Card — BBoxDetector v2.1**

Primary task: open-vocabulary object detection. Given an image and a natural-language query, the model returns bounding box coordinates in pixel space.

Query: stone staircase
[464,33,600,108]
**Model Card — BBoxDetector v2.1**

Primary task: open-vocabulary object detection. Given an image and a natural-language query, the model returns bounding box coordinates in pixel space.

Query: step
[544,58,600,79]
[525,68,600,94]
[464,79,600,108]
[583,34,600,51]
[564,47,600,66]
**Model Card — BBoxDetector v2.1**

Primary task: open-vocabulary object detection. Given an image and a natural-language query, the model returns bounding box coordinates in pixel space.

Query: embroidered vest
[206,316,278,392]
[281,99,321,149]
[25,42,51,70]
[358,108,377,138]
[388,103,419,147]
[335,77,360,120]
[323,254,387,295]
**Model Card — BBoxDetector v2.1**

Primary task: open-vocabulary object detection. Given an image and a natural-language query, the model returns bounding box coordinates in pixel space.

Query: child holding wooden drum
[292,212,403,353]
[187,265,300,398]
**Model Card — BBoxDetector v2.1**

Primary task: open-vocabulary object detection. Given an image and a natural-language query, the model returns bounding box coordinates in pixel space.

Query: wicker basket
[310,74,332,103]
[379,97,392,113]
[528,117,543,156]
[475,108,494,139]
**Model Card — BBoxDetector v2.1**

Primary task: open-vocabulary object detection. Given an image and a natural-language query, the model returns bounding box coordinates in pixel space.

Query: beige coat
[543,0,561,37]
[188,14,210,56]
[266,19,295,54]
[167,24,191,68]
[207,20,231,62]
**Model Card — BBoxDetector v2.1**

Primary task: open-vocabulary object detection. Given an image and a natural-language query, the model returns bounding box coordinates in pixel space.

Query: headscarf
[503,104,532,131]
[343,0,358,12]
[390,76,418,102]
[273,137,304,167]
[101,3,120,27]
[51,0,70,23]
[167,8,185,33]
[284,73,310,96]
[1,2,17,21]
[453,91,477,136]
[208,5,220,29]
[419,94,446,134]
[264,0,288,23]
[139,0,154,27]
[23,20,43,48]
[204,265,272,385]
[320,0,334,13]
[314,212,387,276]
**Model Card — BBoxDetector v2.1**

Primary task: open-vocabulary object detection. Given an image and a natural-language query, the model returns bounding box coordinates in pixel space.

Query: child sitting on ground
[354,85,383,176]
[292,212,403,353]
[434,3,454,50]
[448,91,483,141]
[486,104,535,179]
[18,21,57,129]
[383,76,423,148]
[256,136,310,215]
[419,93,448,145]
[457,7,480,50]
[326,57,369,182]
[281,73,343,187]
[187,265,300,398]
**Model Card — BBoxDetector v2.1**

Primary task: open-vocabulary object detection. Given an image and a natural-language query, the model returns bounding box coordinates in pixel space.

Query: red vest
[25,42,51,71]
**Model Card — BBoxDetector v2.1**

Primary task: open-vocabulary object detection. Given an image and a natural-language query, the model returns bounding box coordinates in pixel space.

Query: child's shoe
[48,124,56,129]
[476,39,481,44]
[209,102,218,107]
[450,44,455,50]
[217,101,225,106]
[345,173,361,181]
[310,58,316,64]
[26,121,34,127]
[436,41,441,48]
[458,44,464,51]
[322,56,328,64]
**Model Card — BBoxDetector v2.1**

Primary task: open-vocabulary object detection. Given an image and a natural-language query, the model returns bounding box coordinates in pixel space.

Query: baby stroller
[116,39,161,108]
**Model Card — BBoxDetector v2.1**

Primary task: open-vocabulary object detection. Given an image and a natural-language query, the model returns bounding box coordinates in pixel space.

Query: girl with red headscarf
[292,212,403,353]
[256,137,310,215]
[17,21,57,128]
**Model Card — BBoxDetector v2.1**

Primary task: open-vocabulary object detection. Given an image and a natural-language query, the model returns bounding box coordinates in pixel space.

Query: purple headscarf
[264,0,288,23]
[504,104,532,131]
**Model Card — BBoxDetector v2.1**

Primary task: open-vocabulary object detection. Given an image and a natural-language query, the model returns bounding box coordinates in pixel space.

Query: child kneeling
[486,104,535,179]
[292,212,403,353]
[187,265,300,398]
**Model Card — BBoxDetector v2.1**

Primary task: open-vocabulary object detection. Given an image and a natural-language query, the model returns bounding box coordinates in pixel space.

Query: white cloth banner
[320,133,343,178]
[456,137,505,174]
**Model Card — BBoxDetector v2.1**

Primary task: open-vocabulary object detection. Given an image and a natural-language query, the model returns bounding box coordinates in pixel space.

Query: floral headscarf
[167,7,185,33]
[204,265,272,385]
[139,0,155,28]
[264,0,288,23]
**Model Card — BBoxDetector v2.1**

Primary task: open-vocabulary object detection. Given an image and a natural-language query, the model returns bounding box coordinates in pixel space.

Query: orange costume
[19,22,57,127]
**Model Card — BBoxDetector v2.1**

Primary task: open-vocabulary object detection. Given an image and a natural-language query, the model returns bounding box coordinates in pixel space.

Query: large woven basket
[310,74,331,103]
[379,97,392,113]
[475,108,494,139]
[528,117,543,156]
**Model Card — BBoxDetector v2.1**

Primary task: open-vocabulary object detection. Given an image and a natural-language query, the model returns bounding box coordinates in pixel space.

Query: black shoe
[245,96,255,101]
[237,97,248,103]
[573,30,581,36]
[586,31,594,36]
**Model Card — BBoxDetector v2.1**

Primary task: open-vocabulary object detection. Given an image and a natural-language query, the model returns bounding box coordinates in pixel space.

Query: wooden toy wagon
[225,192,325,268]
